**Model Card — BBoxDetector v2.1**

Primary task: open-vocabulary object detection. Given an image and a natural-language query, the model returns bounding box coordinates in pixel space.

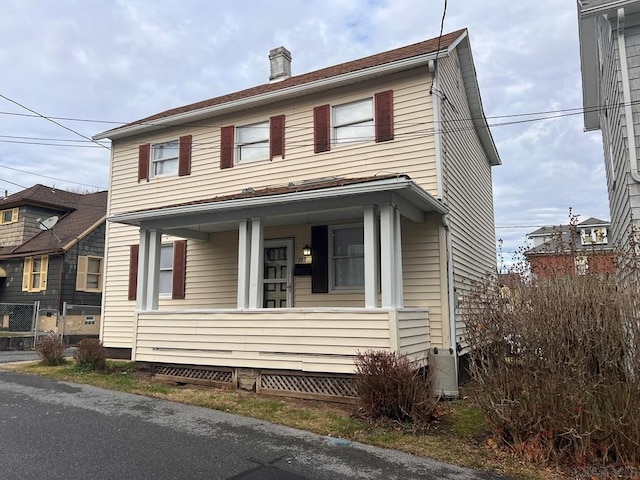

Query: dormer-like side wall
[107,67,437,216]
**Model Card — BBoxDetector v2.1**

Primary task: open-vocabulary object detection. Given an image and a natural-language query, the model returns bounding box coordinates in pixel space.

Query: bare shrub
[355,350,438,431]
[465,226,640,465]
[36,334,65,366]
[73,338,107,372]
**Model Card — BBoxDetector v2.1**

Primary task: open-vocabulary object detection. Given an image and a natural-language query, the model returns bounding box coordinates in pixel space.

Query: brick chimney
[269,46,292,83]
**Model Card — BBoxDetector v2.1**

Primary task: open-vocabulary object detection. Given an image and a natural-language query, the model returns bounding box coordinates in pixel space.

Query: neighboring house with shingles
[525,217,615,280]
[93,29,500,399]
[577,0,640,247]
[0,185,107,336]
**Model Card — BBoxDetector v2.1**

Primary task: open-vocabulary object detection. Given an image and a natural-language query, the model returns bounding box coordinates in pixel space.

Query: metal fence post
[32,301,39,348]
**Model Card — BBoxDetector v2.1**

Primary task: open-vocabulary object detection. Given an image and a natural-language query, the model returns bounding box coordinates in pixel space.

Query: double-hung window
[330,225,365,289]
[151,140,180,177]
[76,256,103,292]
[0,208,18,225]
[333,98,374,146]
[159,244,174,297]
[22,255,48,292]
[236,121,269,163]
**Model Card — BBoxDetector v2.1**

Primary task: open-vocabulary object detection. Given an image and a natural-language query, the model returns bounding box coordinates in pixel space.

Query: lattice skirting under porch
[153,364,235,388]
[258,370,357,404]
[147,363,358,403]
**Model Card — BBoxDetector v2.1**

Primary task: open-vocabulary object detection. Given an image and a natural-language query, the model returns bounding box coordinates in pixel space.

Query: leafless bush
[36,334,66,366]
[465,226,640,465]
[73,338,107,372]
[355,350,438,431]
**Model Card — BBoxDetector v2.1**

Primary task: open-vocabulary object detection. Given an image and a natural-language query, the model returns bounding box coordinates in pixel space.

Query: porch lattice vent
[154,366,233,384]
[259,372,357,399]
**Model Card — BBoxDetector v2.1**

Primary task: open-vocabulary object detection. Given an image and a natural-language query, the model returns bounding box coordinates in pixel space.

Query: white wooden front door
[263,239,293,308]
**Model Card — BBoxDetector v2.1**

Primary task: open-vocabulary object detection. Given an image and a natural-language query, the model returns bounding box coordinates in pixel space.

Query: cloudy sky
[0,0,606,263]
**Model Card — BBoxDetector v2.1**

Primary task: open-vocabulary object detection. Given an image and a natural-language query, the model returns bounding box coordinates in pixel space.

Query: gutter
[429,59,444,200]
[93,53,446,141]
[442,214,459,387]
[617,8,640,183]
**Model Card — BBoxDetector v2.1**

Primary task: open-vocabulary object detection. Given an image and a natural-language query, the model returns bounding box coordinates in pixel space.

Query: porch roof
[109,175,447,239]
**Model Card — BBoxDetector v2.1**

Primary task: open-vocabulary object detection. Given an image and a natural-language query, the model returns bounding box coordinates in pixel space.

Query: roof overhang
[108,176,447,238]
[453,32,501,166]
[94,52,445,141]
[577,0,640,130]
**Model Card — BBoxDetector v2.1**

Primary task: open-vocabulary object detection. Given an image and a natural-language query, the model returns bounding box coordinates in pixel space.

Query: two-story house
[0,185,107,338]
[525,217,615,280]
[578,0,640,248]
[93,29,500,400]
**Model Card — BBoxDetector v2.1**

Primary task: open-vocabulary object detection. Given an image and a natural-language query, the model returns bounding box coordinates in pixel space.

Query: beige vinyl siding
[134,310,394,374]
[397,308,430,362]
[438,50,497,350]
[599,15,636,246]
[108,68,437,217]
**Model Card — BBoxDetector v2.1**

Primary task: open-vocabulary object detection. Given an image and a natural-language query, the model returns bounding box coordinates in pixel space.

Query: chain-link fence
[0,302,38,333]
[61,303,101,341]
[0,302,39,348]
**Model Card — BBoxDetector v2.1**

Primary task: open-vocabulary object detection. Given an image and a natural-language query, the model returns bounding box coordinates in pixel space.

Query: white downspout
[442,214,459,388]
[429,59,444,199]
[617,7,640,182]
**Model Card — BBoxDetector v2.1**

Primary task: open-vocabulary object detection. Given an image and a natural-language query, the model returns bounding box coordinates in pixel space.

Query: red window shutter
[270,115,285,160]
[128,245,139,301]
[220,126,235,169]
[138,144,150,182]
[375,90,394,142]
[178,135,192,176]
[313,105,331,153]
[311,225,329,293]
[172,240,187,300]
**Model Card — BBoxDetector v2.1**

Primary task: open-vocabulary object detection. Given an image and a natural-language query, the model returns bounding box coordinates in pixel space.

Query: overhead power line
[0,164,105,190]
[0,94,110,150]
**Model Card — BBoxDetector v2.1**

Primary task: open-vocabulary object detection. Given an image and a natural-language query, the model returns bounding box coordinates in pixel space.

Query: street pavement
[0,369,510,480]
[0,348,75,364]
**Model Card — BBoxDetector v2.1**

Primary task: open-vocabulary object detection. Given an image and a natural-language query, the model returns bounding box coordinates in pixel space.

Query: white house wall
[438,49,497,350]
[102,67,449,351]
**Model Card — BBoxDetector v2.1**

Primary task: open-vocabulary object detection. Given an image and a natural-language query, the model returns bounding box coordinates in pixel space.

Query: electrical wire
[0,164,105,190]
[0,94,110,150]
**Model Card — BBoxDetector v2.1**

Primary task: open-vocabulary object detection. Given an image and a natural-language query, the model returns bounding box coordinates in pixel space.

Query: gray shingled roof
[0,185,107,258]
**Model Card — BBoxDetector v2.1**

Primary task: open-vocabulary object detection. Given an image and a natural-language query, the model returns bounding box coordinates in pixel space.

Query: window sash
[237,121,269,163]
[151,141,179,176]
[159,244,174,295]
[333,98,374,145]
[330,226,365,289]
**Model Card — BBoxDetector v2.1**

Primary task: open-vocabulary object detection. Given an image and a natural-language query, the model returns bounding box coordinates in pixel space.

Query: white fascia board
[108,177,447,226]
[580,0,640,17]
[93,53,444,141]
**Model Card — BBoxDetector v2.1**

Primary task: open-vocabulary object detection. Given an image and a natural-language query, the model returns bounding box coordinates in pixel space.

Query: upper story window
[333,98,374,146]
[236,121,269,163]
[580,227,608,245]
[220,115,285,169]
[0,208,18,225]
[152,140,180,177]
[313,90,393,154]
[22,255,48,292]
[138,135,192,182]
[330,225,364,290]
[76,256,103,292]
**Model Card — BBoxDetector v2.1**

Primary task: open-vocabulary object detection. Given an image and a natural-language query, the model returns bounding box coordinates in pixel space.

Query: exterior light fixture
[302,245,312,256]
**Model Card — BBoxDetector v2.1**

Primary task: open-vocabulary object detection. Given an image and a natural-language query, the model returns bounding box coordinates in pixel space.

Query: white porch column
[363,206,378,308]
[137,228,161,311]
[136,229,150,310]
[394,207,404,308]
[237,220,251,309]
[248,217,264,309]
[380,204,397,308]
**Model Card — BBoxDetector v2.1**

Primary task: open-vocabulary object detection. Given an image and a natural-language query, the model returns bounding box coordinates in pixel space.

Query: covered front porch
[112,175,447,382]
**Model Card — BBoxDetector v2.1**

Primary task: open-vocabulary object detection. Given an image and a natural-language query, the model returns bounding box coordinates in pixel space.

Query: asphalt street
[0,369,509,480]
